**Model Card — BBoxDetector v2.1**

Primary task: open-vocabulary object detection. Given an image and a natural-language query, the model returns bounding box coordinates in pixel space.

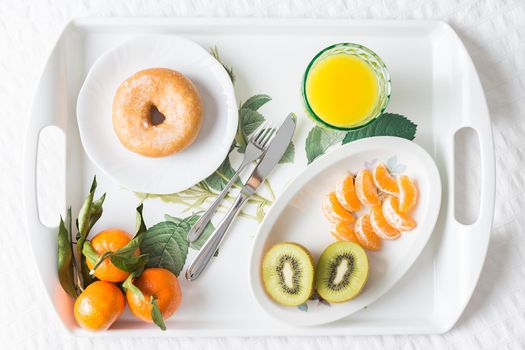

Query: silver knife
[185,113,296,281]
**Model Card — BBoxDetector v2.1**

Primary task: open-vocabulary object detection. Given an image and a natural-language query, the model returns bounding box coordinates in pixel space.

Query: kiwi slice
[261,242,314,306]
[316,241,368,303]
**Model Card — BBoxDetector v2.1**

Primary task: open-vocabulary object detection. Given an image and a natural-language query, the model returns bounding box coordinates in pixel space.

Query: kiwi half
[316,241,368,303]
[261,242,315,306]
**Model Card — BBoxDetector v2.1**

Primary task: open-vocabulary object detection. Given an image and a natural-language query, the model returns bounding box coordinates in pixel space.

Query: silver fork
[187,122,276,243]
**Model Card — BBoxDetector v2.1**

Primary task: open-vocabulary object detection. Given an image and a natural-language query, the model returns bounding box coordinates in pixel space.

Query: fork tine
[255,124,271,144]
[256,125,273,146]
[252,121,269,143]
[260,125,276,147]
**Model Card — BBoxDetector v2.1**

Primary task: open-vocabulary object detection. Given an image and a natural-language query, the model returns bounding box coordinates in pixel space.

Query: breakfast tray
[24,18,494,336]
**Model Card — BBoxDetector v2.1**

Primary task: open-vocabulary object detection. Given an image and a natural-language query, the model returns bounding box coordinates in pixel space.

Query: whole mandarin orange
[86,228,139,282]
[126,268,182,323]
[74,281,125,331]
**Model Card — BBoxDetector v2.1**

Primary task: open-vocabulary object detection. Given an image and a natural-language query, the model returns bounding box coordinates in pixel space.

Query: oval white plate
[77,35,237,194]
[250,137,442,326]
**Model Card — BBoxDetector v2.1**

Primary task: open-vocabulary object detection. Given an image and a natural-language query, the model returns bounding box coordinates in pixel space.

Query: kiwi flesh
[316,241,368,303]
[261,242,315,306]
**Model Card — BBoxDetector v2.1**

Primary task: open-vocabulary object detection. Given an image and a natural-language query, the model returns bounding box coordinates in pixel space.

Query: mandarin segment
[355,169,381,207]
[373,163,399,195]
[398,175,418,213]
[382,196,416,231]
[370,205,400,240]
[322,192,355,224]
[330,221,359,243]
[335,174,361,212]
[354,214,382,251]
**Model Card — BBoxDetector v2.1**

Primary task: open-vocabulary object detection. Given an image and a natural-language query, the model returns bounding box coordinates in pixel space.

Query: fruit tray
[24,18,494,336]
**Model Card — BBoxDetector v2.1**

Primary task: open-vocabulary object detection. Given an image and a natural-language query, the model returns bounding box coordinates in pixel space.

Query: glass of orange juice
[302,43,391,131]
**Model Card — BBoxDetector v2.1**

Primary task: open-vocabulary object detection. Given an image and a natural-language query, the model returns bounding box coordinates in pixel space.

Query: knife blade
[240,113,296,196]
[185,113,296,281]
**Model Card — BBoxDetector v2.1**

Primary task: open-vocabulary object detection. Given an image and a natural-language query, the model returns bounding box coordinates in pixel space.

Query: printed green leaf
[164,214,182,224]
[151,297,167,331]
[57,213,77,298]
[240,108,265,137]
[279,141,295,164]
[256,201,266,223]
[241,94,271,111]
[342,113,417,144]
[305,126,345,164]
[189,222,215,251]
[140,221,190,277]
[236,95,271,153]
[210,46,235,83]
[164,214,215,251]
[204,156,241,192]
[304,114,418,164]
[277,113,297,163]
[236,107,266,153]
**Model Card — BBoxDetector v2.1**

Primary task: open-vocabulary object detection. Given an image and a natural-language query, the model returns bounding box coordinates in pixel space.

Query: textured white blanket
[1,0,523,348]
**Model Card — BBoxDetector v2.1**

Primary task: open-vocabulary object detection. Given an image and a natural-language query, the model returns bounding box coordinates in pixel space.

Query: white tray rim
[23,17,495,337]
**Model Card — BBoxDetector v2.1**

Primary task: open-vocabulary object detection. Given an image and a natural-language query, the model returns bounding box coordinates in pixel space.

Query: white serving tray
[24,18,494,336]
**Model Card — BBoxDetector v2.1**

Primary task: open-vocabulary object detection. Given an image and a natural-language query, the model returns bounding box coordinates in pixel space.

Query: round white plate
[249,137,442,326]
[77,35,237,194]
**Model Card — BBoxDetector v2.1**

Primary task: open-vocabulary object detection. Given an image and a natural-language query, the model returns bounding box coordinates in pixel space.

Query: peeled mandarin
[354,214,382,251]
[370,205,400,240]
[355,169,381,207]
[373,163,399,195]
[322,192,355,224]
[330,221,359,243]
[335,174,361,212]
[398,175,418,213]
[382,196,416,231]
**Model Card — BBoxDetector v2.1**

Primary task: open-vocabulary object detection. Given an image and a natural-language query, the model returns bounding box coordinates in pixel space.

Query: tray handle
[452,48,495,322]
[23,49,69,304]
[24,122,64,231]
[24,56,67,232]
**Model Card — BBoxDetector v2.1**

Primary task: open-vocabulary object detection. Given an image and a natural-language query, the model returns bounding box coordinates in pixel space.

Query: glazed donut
[112,68,203,158]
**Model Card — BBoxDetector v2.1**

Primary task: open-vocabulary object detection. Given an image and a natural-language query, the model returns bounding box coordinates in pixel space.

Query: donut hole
[149,105,166,126]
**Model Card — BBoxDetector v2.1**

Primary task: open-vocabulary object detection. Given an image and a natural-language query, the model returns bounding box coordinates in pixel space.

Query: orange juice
[306,54,379,128]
